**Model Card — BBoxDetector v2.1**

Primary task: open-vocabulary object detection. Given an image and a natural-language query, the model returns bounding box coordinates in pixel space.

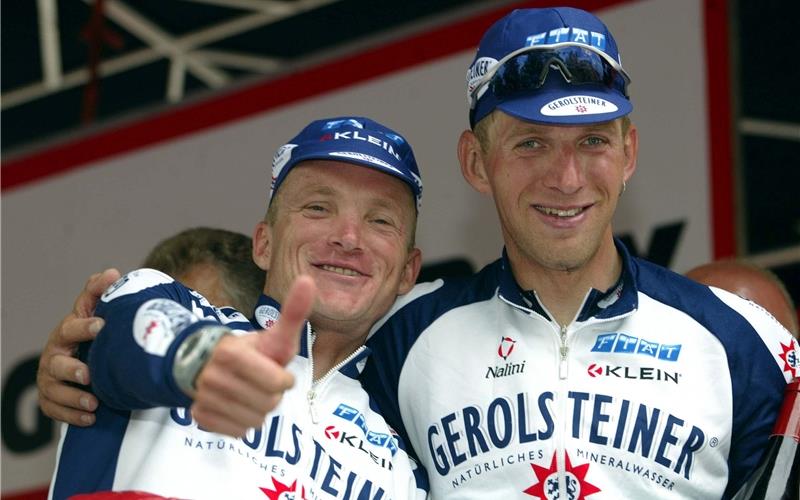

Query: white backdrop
[1,0,713,494]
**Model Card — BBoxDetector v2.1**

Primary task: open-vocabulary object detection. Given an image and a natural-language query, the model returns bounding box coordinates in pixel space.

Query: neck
[511,235,622,326]
[308,320,368,380]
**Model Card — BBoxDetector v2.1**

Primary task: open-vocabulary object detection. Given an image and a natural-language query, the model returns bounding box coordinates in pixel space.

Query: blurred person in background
[686,259,799,338]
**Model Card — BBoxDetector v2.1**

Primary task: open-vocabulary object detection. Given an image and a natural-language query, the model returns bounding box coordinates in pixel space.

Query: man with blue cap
[360,7,797,499]
[48,117,428,499]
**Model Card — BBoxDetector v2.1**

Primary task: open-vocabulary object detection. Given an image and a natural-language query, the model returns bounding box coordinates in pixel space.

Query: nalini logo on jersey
[486,336,527,379]
[591,332,682,361]
[587,363,681,384]
[498,336,516,359]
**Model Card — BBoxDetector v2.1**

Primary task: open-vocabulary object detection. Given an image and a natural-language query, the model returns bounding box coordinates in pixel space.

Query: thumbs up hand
[191,276,316,437]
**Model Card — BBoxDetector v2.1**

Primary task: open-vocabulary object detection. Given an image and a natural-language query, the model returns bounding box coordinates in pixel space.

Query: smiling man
[48,117,427,499]
[360,7,799,500]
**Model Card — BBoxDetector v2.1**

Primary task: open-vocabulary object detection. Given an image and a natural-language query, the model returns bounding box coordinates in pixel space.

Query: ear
[458,130,492,195]
[622,123,639,183]
[252,221,272,272]
[397,247,422,295]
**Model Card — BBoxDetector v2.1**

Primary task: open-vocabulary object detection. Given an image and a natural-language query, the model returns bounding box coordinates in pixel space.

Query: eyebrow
[511,122,617,136]
[296,184,407,213]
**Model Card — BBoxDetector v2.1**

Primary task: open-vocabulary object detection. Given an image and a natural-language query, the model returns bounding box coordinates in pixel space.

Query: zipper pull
[559,324,569,379]
[307,389,318,424]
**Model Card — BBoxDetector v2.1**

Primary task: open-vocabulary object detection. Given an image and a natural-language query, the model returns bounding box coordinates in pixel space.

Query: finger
[44,353,93,386]
[203,337,295,396]
[193,388,272,432]
[190,405,250,438]
[257,275,316,365]
[198,355,289,414]
[38,378,98,413]
[75,268,121,317]
[191,388,277,438]
[39,396,97,427]
[55,316,105,349]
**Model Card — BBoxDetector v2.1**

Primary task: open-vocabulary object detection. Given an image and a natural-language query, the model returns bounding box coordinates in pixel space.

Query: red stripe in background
[1,0,629,193]
[703,0,736,259]
[1,486,48,500]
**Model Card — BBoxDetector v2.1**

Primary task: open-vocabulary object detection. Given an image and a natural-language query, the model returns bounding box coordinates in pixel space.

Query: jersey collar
[497,237,639,322]
[251,293,371,379]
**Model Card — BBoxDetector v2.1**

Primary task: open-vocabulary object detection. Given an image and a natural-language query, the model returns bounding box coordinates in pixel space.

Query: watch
[172,325,231,396]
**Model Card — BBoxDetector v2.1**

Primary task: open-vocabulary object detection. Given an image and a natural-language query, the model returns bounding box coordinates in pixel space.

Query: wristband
[172,325,231,397]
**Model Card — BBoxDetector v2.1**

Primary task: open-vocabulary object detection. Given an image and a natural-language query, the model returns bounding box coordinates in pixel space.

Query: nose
[543,145,584,195]
[328,213,363,252]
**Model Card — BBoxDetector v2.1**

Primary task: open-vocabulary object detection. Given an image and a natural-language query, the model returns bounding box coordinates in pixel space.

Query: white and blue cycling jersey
[49,268,427,500]
[362,240,799,499]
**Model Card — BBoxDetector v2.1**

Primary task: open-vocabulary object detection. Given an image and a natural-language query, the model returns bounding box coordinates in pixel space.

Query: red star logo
[524,451,601,499]
[260,477,299,499]
[778,340,798,378]
[575,105,588,113]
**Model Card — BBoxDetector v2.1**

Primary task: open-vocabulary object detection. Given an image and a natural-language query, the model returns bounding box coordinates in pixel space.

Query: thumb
[257,275,316,366]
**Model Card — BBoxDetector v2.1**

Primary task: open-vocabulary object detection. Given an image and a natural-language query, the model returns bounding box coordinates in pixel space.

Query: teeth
[320,265,362,277]
[536,206,584,217]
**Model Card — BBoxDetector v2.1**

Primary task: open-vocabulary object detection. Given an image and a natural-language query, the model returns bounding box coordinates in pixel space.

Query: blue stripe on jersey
[632,257,786,498]
[51,406,130,498]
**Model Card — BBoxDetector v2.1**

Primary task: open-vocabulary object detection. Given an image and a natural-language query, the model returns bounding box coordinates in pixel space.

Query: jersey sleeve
[713,288,800,498]
[85,268,239,410]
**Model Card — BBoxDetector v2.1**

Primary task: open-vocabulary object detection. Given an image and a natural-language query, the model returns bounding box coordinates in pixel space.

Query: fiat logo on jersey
[498,336,516,360]
[324,425,340,440]
[587,363,603,377]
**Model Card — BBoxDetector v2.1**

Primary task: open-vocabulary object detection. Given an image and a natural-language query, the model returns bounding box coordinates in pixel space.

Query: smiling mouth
[318,264,364,277]
[534,205,589,218]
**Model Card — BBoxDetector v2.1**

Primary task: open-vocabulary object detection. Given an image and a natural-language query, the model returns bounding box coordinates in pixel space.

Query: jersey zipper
[558,323,569,380]
[305,324,366,424]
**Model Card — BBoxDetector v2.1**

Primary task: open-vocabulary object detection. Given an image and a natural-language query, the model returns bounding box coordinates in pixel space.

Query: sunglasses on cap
[469,43,631,110]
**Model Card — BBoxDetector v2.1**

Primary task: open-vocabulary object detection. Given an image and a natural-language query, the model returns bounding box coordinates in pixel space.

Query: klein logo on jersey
[323,425,394,470]
[333,404,399,456]
[524,451,600,500]
[591,332,682,361]
[586,363,681,384]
